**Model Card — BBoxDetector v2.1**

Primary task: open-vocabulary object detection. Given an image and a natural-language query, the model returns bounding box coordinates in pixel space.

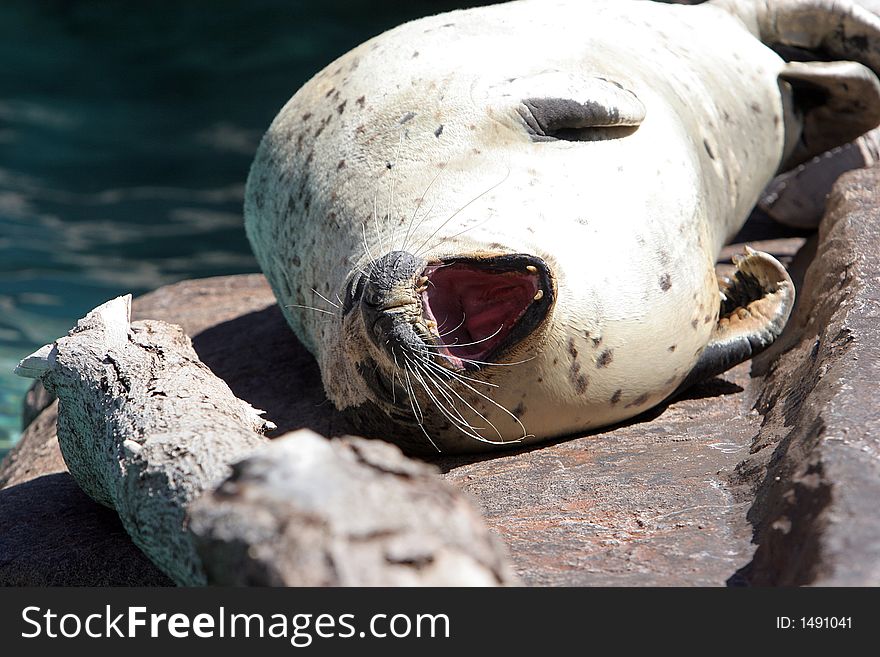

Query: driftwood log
[15,296,515,586]
[190,433,517,586]
[15,296,270,584]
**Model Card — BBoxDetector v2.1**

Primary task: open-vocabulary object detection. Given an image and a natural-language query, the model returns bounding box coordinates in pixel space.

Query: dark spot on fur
[704,314,712,324]
[610,389,622,405]
[356,96,366,108]
[567,339,578,359]
[749,102,762,114]
[337,159,346,170]
[412,51,420,58]
[337,100,347,114]
[592,336,602,348]
[537,377,543,383]
[691,319,699,329]
[302,112,312,121]
[292,255,301,267]
[625,393,649,409]
[668,344,677,352]
[325,87,336,98]
[574,374,589,395]
[703,139,715,160]
[399,111,416,124]
[513,402,525,418]
[659,273,672,291]
[596,350,613,368]
[434,124,444,138]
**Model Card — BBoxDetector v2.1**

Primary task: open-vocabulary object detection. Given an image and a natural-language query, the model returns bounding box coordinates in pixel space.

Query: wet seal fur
[245,0,880,453]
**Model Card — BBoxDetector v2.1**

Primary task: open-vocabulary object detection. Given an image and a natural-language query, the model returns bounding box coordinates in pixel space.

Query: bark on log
[16,296,271,585]
[189,431,518,586]
[15,295,516,586]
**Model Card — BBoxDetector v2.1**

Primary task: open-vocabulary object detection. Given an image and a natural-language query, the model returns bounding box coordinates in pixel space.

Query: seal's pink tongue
[422,263,539,365]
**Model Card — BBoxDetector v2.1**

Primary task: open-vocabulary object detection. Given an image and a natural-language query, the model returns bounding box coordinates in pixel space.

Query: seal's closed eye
[509,73,645,142]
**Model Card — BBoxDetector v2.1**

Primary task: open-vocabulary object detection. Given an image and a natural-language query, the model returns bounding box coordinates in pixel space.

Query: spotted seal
[244,0,880,453]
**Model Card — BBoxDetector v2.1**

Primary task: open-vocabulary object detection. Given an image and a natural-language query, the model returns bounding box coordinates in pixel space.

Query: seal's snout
[421,254,555,370]
[356,250,428,356]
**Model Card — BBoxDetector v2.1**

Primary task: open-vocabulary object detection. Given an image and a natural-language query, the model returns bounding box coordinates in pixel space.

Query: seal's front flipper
[675,248,795,394]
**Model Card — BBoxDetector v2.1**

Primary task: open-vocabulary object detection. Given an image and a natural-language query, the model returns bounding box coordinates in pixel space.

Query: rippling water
[0,0,493,456]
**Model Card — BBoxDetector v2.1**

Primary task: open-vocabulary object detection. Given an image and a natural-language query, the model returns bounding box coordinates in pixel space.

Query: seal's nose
[361,250,426,311]
[355,251,428,356]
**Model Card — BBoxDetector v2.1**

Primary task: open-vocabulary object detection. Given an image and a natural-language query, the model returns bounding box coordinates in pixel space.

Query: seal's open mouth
[421,255,554,369]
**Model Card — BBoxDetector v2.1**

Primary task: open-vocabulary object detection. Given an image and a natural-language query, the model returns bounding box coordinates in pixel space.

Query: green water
[0,0,497,459]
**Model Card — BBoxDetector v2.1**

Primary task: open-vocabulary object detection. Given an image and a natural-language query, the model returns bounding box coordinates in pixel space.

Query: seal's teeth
[533,290,544,301]
[526,265,537,273]
[417,276,429,286]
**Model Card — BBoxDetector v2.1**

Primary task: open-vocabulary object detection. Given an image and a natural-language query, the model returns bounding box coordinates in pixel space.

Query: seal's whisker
[422,323,504,349]
[401,167,444,253]
[402,365,424,425]
[403,365,440,452]
[285,303,337,316]
[407,359,495,442]
[436,312,467,338]
[411,168,510,258]
[361,222,378,267]
[410,358,506,442]
[420,356,531,440]
[419,355,499,388]
[431,351,536,368]
[390,347,403,405]
[416,215,494,259]
[407,359,487,436]
[310,287,340,309]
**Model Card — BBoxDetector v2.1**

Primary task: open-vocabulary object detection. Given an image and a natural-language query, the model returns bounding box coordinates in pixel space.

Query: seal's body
[245,0,880,452]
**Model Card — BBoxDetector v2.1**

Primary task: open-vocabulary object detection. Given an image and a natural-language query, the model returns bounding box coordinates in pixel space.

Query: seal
[244,0,880,454]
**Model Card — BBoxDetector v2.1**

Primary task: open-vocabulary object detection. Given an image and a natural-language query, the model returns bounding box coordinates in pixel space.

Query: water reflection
[0,0,495,455]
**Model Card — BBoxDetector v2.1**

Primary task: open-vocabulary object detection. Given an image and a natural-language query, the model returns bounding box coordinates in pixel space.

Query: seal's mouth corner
[420,254,554,368]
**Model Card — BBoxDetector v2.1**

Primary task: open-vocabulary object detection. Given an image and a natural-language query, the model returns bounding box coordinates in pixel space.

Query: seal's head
[341,249,555,447]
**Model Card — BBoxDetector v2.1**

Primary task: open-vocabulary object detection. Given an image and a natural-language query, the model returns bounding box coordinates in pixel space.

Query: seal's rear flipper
[675,248,795,394]
[712,0,880,169]
[778,60,880,169]
[759,128,880,229]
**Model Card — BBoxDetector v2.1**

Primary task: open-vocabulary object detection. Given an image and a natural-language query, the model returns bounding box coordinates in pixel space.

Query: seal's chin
[421,254,555,369]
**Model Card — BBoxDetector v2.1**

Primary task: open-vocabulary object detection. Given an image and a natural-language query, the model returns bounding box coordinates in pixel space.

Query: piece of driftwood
[15,296,271,585]
[189,431,518,586]
[15,295,515,586]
